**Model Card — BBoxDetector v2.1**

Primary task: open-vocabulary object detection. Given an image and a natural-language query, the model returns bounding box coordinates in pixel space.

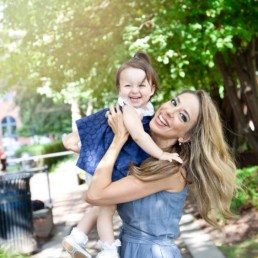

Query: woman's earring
[179,142,182,146]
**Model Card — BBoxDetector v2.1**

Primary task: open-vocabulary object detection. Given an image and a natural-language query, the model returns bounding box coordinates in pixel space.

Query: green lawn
[219,237,258,258]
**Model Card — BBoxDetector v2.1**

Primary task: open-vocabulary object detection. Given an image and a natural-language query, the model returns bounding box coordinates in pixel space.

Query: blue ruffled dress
[76,107,153,181]
[117,187,188,258]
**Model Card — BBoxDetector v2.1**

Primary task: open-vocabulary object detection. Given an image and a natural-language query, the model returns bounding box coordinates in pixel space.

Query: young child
[62,52,181,258]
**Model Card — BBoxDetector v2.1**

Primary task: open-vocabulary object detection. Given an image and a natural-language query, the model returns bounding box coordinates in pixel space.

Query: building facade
[0,92,31,154]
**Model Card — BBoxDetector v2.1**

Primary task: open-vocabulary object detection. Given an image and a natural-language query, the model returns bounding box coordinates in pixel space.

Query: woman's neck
[151,133,177,149]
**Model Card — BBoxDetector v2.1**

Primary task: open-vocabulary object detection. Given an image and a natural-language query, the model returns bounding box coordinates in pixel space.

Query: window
[1,116,17,137]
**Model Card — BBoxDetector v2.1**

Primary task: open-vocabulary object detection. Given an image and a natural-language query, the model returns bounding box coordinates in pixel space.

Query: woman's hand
[107,104,129,145]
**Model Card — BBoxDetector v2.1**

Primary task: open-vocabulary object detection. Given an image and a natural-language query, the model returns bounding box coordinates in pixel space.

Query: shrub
[231,166,258,212]
[15,144,43,157]
[15,141,67,171]
[40,141,67,170]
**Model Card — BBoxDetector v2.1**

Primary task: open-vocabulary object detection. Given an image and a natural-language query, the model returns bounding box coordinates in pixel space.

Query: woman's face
[150,92,200,147]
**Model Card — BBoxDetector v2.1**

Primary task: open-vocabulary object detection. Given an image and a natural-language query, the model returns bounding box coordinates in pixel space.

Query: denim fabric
[117,188,188,258]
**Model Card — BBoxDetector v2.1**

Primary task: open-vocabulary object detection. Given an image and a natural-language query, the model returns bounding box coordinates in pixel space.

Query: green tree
[16,91,71,137]
[123,0,258,155]
[0,1,155,129]
[0,0,257,157]
[0,1,142,113]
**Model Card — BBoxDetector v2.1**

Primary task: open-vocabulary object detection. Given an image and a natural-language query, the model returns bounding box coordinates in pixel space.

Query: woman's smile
[157,114,170,127]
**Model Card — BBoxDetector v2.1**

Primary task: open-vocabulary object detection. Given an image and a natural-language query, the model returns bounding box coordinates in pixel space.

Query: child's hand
[160,152,183,164]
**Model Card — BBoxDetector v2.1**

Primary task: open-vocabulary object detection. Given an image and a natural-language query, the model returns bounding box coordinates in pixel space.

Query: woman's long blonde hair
[130,90,237,227]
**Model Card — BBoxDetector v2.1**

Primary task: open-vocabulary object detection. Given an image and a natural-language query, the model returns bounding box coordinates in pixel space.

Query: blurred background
[0,0,257,164]
[0,1,257,257]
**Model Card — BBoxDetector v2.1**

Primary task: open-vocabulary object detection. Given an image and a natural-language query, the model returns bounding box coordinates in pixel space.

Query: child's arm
[122,105,182,163]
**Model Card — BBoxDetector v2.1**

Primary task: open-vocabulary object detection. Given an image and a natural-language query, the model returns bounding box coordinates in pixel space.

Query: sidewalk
[29,168,225,258]
[30,168,123,258]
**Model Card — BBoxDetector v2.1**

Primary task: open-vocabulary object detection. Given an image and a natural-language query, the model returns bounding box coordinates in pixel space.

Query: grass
[0,246,29,258]
[219,236,258,258]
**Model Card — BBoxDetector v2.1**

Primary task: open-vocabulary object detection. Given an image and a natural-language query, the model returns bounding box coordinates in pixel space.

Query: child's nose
[131,86,139,93]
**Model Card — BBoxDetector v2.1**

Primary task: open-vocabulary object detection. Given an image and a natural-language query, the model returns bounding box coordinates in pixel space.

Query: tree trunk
[71,98,81,131]
[86,100,93,116]
[70,98,94,131]
[232,38,258,130]
[215,52,258,156]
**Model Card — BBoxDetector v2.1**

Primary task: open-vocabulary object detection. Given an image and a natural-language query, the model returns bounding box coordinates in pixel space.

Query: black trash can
[0,172,37,254]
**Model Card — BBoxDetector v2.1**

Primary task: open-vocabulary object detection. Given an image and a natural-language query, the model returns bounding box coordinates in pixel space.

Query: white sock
[98,239,121,250]
[70,227,89,247]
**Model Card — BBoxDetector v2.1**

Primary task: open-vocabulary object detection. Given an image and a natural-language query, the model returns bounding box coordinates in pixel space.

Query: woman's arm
[86,173,185,206]
[62,131,80,153]
[85,105,185,206]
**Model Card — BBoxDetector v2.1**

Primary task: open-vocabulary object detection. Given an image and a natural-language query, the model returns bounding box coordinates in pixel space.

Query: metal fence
[0,172,36,253]
[0,151,74,254]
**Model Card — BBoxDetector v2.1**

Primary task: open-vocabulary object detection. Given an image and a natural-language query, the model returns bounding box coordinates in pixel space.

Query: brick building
[0,92,31,155]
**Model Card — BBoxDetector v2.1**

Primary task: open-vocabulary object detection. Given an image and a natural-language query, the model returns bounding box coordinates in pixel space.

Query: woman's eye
[180,113,188,123]
[171,98,177,106]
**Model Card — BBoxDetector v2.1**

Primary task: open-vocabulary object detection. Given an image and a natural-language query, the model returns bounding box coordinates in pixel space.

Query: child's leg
[77,204,99,234]
[68,172,97,242]
[96,205,121,258]
[97,205,117,244]
[63,204,99,258]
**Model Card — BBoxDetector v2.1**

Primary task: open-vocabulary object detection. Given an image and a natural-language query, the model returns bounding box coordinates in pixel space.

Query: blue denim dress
[117,187,187,258]
[76,108,152,181]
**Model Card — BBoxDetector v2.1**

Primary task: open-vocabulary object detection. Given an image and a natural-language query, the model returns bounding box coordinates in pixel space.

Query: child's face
[119,67,155,109]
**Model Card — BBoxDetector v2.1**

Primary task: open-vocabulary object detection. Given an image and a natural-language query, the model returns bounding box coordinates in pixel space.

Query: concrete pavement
[180,214,226,258]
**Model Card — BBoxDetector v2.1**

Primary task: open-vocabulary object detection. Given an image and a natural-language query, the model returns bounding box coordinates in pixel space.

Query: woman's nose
[166,107,175,118]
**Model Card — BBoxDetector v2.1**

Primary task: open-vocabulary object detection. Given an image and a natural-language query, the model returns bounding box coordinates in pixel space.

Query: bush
[16,144,44,157]
[0,246,29,258]
[40,141,67,170]
[15,140,67,171]
[231,166,258,211]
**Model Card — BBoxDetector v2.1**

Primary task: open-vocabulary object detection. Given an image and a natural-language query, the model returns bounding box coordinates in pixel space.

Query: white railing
[8,150,74,164]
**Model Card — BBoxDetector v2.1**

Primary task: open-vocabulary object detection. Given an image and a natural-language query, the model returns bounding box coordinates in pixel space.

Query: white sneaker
[96,239,121,258]
[62,235,92,258]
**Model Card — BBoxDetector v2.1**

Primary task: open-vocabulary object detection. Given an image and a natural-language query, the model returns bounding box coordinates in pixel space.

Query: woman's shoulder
[165,166,187,193]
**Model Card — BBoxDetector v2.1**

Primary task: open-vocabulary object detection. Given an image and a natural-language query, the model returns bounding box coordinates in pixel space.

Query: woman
[85,90,237,258]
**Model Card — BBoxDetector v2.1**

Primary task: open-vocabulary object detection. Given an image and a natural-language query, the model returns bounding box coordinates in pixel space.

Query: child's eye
[124,84,131,87]
[170,98,177,106]
[139,84,146,87]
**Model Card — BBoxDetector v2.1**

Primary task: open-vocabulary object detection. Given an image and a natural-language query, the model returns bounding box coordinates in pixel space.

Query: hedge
[15,140,67,171]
